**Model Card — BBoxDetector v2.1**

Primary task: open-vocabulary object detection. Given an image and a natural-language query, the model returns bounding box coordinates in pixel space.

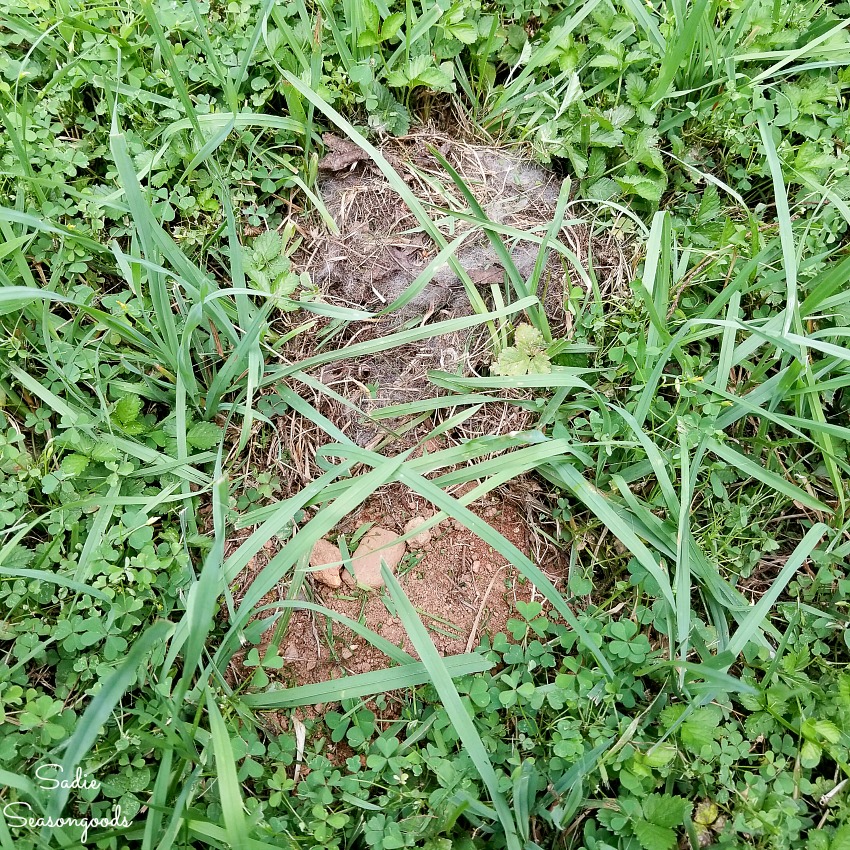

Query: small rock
[340,648,353,660]
[350,526,406,588]
[404,516,432,548]
[310,538,342,588]
[484,506,499,519]
[472,559,480,573]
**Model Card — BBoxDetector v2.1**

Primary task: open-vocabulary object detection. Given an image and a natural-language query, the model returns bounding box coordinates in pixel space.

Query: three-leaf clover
[607,619,652,663]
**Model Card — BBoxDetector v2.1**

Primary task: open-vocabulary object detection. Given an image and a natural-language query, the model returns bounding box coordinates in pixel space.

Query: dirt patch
[225,129,618,707]
[270,129,629,461]
[232,487,549,695]
[310,133,566,322]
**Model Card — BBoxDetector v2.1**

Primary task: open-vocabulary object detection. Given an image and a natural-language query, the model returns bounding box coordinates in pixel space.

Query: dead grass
[221,129,632,671]
[243,128,632,489]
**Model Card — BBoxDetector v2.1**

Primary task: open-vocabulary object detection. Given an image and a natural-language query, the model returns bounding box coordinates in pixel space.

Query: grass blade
[725,523,828,660]
[757,111,797,337]
[383,566,521,850]
[242,653,492,707]
[206,691,250,850]
[706,437,832,514]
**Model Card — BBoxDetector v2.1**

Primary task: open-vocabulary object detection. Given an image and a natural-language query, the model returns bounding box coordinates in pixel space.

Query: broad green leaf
[187,422,223,450]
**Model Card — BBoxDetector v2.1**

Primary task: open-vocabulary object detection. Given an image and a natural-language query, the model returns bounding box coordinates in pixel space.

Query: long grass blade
[383,567,520,850]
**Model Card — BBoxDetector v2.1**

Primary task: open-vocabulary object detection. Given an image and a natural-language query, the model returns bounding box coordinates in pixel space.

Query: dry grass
[240,128,631,492]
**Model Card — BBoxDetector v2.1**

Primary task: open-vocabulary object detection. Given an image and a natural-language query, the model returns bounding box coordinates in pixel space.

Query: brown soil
[241,130,632,497]
[272,129,631,456]
[225,129,621,715]
[231,485,550,696]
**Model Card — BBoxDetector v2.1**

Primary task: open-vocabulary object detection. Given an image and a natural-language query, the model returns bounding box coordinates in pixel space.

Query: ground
[229,481,550,690]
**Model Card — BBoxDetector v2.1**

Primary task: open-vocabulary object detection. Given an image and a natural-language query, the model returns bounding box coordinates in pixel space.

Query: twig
[465,567,503,653]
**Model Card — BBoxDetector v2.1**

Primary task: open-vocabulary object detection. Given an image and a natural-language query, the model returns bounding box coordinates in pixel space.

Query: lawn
[1,0,849,848]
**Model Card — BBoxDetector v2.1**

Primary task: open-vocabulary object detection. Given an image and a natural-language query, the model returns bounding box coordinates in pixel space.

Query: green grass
[1,0,850,848]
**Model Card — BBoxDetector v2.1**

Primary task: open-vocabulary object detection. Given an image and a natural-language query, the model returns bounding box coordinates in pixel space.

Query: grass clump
[1,0,850,848]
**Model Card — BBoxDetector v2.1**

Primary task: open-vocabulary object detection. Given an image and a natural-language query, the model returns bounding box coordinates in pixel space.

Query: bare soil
[227,130,621,708]
[231,485,558,694]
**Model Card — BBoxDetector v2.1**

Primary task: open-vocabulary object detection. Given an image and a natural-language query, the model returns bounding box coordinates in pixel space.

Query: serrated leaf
[680,705,722,753]
[514,323,546,357]
[357,29,382,46]
[386,68,409,88]
[838,674,850,707]
[626,72,648,102]
[90,441,120,463]
[697,184,721,225]
[114,394,142,425]
[361,0,379,34]
[801,740,822,767]
[381,12,405,39]
[365,82,411,135]
[186,421,223,450]
[246,265,271,293]
[590,53,622,69]
[616,173,665,203]
[493,347,531,376]
[587,148,607,181]
[276,274,300,300]
[607,104,635,127]
[585,177,619,201]
[644,744,676,767]
[528,353,552,374]
[811,719,841,743]
[630,128,665,172]
[642,793,691,829]
[447,21,478,44]
[415,62,455,92]
[634,819,676,850]
[831,825,850,850]
[61,454,90,476]
[591,128,625,147]
[253,230,282,264]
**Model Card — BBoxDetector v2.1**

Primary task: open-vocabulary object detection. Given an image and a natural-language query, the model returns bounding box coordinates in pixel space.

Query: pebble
[349,526,406,589]
[309,538,343,588]
[472,559,480,573]
[404,516,432,548]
